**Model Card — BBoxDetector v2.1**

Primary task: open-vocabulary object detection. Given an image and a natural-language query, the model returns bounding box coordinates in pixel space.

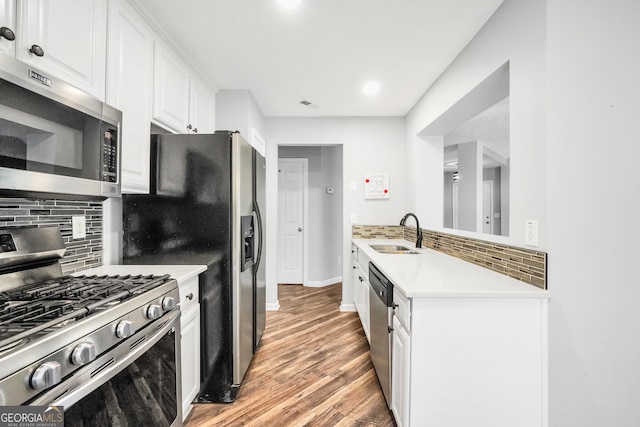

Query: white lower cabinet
[392,296,548,427]
[391,316,411,427]
[181,304,200,420]
[178,275,200,421]
[352,247,370,342]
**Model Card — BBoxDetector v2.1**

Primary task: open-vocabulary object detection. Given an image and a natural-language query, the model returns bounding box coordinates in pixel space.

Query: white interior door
[452,182,459,229]
[277,159,305,284]
[483,180,493,234]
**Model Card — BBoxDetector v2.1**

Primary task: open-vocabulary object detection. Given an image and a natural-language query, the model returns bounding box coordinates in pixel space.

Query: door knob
[298,227,302,232]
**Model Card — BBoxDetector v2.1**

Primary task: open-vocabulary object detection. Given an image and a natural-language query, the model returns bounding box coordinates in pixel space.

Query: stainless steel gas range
[0,226,182,426]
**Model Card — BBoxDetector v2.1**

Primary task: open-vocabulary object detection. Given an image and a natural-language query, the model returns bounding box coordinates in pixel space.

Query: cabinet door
[153,42,190,133]
[0,0,16,56]
[181,304,200,420]
[353,263,364,313]
[190,76,215,134]
[391,317,411,427]
[17,0,107,99]
[106,0,154,193]
[362,276,370,340]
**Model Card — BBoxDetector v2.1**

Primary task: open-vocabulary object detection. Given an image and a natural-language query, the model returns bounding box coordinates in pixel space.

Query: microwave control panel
[102,127,118,183]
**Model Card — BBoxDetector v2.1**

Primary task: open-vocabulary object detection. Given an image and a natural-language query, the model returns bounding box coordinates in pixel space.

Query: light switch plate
[350,213,357,223]
[72,215,86,239]
[524,219,538,247]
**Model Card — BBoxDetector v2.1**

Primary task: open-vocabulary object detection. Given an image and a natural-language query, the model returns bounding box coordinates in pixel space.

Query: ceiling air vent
[299,100,312,106]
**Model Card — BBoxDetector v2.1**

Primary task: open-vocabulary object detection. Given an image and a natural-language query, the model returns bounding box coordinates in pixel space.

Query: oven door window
[63,330,178,426]
[0,78,104,181]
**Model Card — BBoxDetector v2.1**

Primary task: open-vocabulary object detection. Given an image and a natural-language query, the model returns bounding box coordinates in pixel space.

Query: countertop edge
[352,239,550,299]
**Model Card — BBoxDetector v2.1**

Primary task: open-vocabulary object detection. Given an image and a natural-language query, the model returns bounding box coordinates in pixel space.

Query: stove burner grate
[0,273,172,352]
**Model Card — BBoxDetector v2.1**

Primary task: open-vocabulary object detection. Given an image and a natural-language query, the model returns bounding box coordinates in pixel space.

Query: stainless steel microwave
[0,53,122,199]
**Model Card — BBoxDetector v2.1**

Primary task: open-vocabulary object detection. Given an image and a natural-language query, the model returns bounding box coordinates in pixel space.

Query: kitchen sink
[369,244,420,254]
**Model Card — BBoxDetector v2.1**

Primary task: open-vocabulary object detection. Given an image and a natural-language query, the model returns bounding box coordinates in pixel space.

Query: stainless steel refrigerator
[122,130,265,403]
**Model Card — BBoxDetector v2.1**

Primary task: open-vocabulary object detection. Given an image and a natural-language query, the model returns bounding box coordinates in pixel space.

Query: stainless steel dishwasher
[369,262,394,408]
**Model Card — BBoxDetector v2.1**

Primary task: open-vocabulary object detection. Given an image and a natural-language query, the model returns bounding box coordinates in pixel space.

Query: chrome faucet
[399,213,423,248]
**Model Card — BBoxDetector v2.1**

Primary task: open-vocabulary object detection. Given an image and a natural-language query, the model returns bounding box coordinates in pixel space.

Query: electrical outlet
[524,220,538,247]
[72,215,86,239]
[350,213,358,223]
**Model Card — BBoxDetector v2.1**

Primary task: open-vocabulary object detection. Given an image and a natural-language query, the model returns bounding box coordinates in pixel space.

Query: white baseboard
[266,302,280,311]
[304,276,342,288]
[340,303,356,312]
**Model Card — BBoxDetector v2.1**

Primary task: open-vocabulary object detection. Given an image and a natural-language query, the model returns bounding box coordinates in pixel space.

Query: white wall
[278,145,343,285]
[546,0,640,425]
[266,117,405,309]
[215,89,266,142]
[405,0,640,425]
[405,0,546,247]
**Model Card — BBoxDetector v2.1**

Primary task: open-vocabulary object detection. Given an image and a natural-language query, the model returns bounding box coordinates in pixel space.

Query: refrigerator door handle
[253,201,263,269]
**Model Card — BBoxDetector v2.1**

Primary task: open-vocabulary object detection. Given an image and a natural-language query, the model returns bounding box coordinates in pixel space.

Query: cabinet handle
[392,303,399,310]
[186,293,194,301]
[193,127,198,133]
[29,44,45,57]
[187,124,193,131]
[0,27,15,41]
[388,326,394,333]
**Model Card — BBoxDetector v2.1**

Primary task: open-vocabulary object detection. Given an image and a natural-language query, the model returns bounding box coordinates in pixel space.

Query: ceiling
[443,96,510,171]
[130,0,504,117]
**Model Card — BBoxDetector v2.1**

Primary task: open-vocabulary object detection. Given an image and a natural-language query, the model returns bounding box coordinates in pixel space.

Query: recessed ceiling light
[277,0,301,10]
[362,81,381,96]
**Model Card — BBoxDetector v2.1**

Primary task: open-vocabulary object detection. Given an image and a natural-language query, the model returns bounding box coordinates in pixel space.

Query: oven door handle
[30,310,182,415]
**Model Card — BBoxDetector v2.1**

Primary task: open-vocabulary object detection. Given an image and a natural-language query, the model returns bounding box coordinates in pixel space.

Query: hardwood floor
[185,283,395,427]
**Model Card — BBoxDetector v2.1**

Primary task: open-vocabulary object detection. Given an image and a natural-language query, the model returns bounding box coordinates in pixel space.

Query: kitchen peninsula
[352,239,549,427]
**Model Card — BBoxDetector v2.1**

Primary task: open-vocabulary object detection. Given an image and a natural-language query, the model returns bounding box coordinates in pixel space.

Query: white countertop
[353,239,549,299]
[73,264,207,283]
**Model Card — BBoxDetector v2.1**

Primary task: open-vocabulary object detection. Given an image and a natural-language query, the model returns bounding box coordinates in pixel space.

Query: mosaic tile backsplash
[351,225,404,240]
[0,198,103,274]
[352,224,547,290]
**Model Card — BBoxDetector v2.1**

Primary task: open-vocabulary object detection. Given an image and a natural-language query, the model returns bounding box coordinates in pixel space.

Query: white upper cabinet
[153,42,191,133]
[190,76,215,134]
[153,42,216,134]
[106,0,154,193]
[16,0,107,100]
[0,1,16,56]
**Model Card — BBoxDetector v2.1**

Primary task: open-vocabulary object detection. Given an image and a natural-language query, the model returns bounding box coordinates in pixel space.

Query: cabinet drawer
[179,275,199,311]
[394,288,411,332]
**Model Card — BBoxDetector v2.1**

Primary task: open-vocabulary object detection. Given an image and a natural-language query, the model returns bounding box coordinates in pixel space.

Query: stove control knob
[31,361,62,390]
[116,320,135,338]
[146,304,162,319]
[71,342,96,366]
[162,296,176,311]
